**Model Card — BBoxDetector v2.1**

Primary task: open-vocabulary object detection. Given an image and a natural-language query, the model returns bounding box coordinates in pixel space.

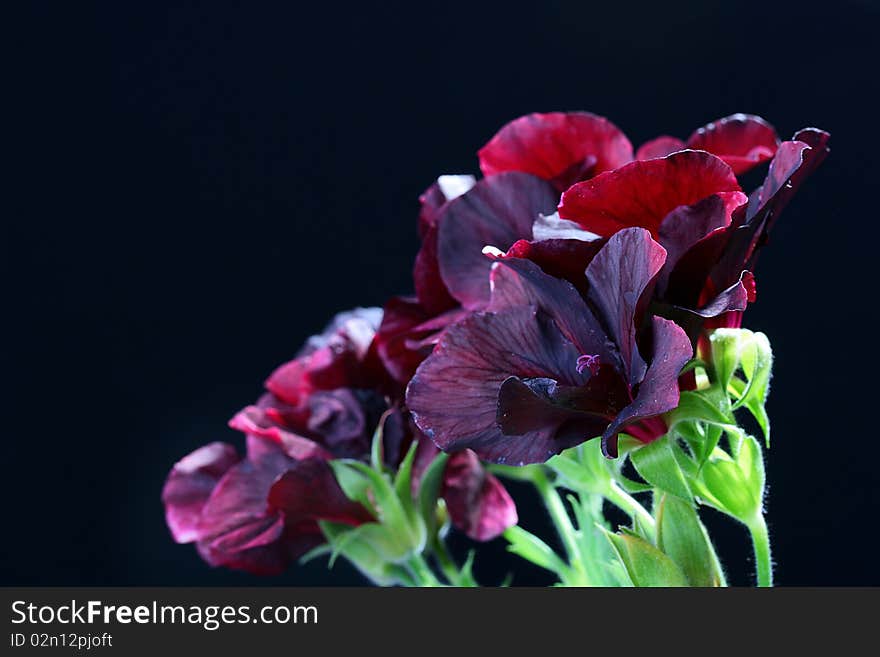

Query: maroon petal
[602,317,692,457]
[585,228,667,386]
[414,224,458,315]
[478,111,634,189]
[686,114,779,175]
[487,257,616,366]
[503,237,606,297]
[407,306,590,465]
[437,172,557,309]
[656,191,748,294]
[162,442,241,543]
[265,308,382,404]
[228,406,332,459]
[375,296,433,384]
[558,150,741,238]
[418,174,476,238]
[636,136,686,160]
[442,450,517,541]
[268,458,372,527]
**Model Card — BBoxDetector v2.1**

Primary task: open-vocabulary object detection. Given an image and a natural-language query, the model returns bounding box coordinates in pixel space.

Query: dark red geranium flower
[163,435,370,575]
[407,228,693,463]
[636,114,780,175]
[164,306,516,573]
[478,111,634,191]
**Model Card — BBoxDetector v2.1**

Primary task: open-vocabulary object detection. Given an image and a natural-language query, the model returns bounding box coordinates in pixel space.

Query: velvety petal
[162,442,241,543]
[585,228,668,386]
[266,308,383,404]
[437,172,557,309]
[413,225,457,314]
[558,150,741,238]
[441,450,517,541]
[305,388,385,458]
[636,136,686,160]
[503,237,605,297]
[267,458,372,528]
[487,257,616,366]
[686,114,779,175]
[602,316,692,457]
[711,129,829,292]
[686,271,754,318]
[407,306,591,465]
[478,112,634,189]
[228,405,333,459]
[418,174,476,237]
[656,191,748,294]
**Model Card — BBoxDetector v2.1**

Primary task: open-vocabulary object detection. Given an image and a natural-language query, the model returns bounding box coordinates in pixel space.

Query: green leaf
[319,521,405,586]
[601,529,689,587]
[329,461,376,513]
[655,494,726,587]
[370,419,385,471]
[503,526,569,575]
[629,436,692,500]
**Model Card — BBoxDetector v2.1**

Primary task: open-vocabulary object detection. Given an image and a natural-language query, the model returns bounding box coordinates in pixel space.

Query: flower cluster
[163,110,827,582]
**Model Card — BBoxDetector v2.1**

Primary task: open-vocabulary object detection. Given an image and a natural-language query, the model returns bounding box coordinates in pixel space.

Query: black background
[5,0,879,586]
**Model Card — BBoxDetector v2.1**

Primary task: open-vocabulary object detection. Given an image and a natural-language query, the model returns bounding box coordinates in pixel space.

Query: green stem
[407,553,442,587]
[747,514,773,587]
[533,471,588,584]
[433,540,467,587]
[604,481,656,536]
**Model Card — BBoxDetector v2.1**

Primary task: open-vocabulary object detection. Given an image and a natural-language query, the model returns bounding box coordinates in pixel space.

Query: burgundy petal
[265,307,382,404]
[656,191,748,294]
[162,442,241,543]
[558,150,741,238]
[228,406,332,459]
[413,225,457,314]
[503,237,606,297]
[602,317,692,457]
[478,112,634,189]
[487,257,615,366]
[418,174,476,238]
[268,458,372,528]
[407,306,590,465]
[585,228,668,386]
[686,114,779,175]
[442,450,517,541]
[437,171,557,309]
[636,136,686,160]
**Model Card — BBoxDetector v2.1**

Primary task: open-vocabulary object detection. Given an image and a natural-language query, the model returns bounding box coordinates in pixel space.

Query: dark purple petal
[418,175,476,238]
[442,450,517,541]
[413,225,458,315]
[686,114,779,175]
[601,317,692,457]
[407,306,590,465]
[503,237,606,297]
[585,228,668,386]
[636,136,686,160]
[487,257,616,366]
[267,458,372,528]
[478,112,634,189]
[558,150,741,238]
[656,191,748,294]
[162,442,241,543]
[437,172,558,309]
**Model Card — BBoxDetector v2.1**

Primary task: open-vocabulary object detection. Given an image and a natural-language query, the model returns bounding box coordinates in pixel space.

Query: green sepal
[503,525,569,576]
[688,435,765,524]
[629,436,692,500]
[601,528,689,587]
[655,493,726,587]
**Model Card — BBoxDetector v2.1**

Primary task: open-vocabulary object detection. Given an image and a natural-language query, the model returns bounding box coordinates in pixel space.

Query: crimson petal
[686,114,779,175]
[636,136,686,160]
[478,111,633,189]
[558,150,741,238]
[442,450,518,541]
